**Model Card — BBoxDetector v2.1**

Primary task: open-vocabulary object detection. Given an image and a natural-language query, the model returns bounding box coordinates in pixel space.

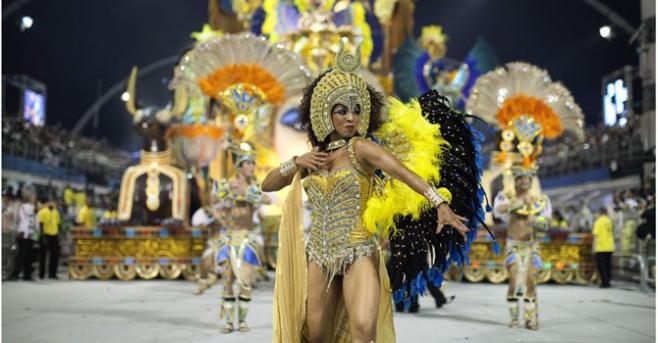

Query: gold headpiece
[419,25,448,46]
[510,163,538,178]
[310,40,370,142]
[230,141,256,166]
[497,115,543,173]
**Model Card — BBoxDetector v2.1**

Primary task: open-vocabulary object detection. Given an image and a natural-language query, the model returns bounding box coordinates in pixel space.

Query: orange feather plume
[496,94,564,138]
[198,64,285,104]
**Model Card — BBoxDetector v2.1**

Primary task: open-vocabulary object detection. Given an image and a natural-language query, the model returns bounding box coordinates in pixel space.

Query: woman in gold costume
[262,42,483,343]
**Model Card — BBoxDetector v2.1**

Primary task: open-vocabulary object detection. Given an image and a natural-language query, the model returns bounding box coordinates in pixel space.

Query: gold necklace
[326,139,348,151]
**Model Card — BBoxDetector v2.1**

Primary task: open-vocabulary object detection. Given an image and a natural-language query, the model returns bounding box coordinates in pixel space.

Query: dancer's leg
[220,261,236,333]
[506,261,520,327]
[343,254,380,343]
[306,262,341,343]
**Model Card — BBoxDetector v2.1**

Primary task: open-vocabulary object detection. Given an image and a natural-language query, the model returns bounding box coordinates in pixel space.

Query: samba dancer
[263,42,483,343]
[213,148,270,333]
[493,165,551,330]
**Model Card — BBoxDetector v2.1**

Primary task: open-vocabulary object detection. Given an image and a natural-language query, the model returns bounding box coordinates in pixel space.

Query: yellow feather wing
[363,97,449,237]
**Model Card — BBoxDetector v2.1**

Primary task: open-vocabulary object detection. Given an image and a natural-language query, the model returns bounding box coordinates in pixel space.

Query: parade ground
[2,274,655,343]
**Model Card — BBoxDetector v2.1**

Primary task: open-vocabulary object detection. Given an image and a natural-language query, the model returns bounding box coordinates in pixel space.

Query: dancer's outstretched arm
[353,138,470,236]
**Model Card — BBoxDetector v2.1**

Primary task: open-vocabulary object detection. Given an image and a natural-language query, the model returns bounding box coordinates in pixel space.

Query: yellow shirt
[74,193,86,208]
[103,210,117,220]
[592,215,615,252]
[37,207,61,236]
[64,188,74,206]
[77,205,97,229]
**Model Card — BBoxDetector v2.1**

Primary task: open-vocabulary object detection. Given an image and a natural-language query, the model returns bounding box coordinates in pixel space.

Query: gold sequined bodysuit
[303,137,379,281]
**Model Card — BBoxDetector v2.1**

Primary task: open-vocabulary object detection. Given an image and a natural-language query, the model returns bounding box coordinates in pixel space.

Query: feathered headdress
[466,62,584,172]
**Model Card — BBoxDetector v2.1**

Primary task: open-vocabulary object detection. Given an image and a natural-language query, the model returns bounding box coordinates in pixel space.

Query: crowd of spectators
[549,188,654,239]
[2,116,131,179]
[538,117,648,177]
[547,188,655,287]
[2,182,119,279]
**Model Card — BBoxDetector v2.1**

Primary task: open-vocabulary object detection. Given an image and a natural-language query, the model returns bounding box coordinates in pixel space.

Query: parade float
[69,1,598,285]
[450,229,597,285]
[68,23,312,280]
[68,67,206,280]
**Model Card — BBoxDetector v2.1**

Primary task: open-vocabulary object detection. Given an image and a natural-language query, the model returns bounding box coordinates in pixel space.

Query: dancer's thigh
[343,254,380,342]
[306,261,341,343]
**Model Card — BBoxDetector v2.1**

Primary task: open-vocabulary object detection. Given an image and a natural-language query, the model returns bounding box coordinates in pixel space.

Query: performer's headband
[237,154,255,166]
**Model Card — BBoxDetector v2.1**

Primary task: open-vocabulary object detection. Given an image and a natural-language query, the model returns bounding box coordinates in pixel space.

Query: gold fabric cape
[272,172,396,342]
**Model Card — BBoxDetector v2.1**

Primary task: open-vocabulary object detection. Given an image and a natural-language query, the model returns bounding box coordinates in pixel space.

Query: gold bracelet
[424,187,450,207]
[278,157,297,177]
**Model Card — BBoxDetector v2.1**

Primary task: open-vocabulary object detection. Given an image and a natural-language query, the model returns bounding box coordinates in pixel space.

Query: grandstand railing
[613,238,655,292]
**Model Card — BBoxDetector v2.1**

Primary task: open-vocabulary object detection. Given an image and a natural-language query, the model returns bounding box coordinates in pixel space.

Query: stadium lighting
[20,16,33,31]
[121,91,130,102]
[599,25,612,39]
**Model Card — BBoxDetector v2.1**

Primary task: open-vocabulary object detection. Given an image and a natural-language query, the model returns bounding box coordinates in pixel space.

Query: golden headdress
[504,115,543,177]
[418,25,449,60]
[170,33,312,138]
[466,62,585,175]
[419,25,448,46]
[310,39,371,142]
[231,141,256,166]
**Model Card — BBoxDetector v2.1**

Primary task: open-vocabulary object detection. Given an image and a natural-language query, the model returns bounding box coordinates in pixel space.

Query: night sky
[3,0,641,151]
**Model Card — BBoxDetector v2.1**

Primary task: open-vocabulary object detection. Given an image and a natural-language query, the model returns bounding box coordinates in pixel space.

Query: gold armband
[278,157,297,177]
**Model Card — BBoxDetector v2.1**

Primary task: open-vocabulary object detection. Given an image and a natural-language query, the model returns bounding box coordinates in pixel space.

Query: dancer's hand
[436,204,470,239]
[295,151,328,172]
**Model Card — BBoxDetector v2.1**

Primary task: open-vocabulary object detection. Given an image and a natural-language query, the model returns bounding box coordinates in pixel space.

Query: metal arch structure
[71,55,179,136]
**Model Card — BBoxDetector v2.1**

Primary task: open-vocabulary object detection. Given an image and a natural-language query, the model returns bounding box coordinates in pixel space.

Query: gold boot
[220,297,236,333]
[238,296,251,332]
[507,297,519,328]
[523,297,538,330]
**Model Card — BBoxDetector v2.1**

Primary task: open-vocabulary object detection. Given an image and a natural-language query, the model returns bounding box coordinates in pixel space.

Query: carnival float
[69,0,597,285]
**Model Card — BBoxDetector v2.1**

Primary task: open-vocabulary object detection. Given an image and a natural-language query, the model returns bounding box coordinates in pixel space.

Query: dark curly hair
[299,70,385,150]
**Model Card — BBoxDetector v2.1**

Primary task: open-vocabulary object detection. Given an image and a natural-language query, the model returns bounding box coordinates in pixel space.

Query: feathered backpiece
[467,62,584,139]
[466,62,585,172]
[364,89,493,304]
[170,32,312,106]
[363,96,447,238]
[170,32,312,141]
